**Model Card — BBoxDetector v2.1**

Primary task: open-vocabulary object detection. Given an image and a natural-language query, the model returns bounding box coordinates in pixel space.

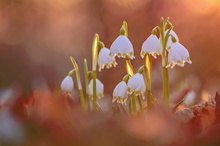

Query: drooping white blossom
[88,78,104,99]
[110,35,135,59]
[127,73,146,98]
[165,29,179,49]
[61,76,74,92]
[141,34,162,58]
[167,42,192,68]
[98,47,117,71]
[112,81,128,104]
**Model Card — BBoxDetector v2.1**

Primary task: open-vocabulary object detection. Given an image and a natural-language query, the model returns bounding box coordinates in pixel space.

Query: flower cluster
[60,18,192,114]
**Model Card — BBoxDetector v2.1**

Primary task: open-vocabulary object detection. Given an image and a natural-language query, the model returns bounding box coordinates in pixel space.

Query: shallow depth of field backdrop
[0,0,220,145]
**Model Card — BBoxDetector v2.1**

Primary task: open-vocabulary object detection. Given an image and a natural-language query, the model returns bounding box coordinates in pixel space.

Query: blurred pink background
[0,0,220,97]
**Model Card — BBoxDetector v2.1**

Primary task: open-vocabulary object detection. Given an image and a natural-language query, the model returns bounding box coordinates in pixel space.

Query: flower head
[88,78,104,99]
[166,42,192,68]
[165,30,179,49]
[112,81,128,104]
[61,76,74,93]
[110,35,135,59]
[141,34,162,58]
[98,47,117,71]
[127,73,146,98]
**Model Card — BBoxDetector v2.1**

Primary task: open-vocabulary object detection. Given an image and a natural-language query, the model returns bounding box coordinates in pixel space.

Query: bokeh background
[1,0,220,145]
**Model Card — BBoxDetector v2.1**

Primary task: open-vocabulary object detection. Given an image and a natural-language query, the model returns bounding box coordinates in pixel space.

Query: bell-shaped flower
[112,81,128,104]
[98,47,117,72]
[127,73,146,98]
[141,34,162,58]
[165,30,179,50]
[88,78,104,99]
[110,35,135,59]
[61,76,74,93]
[166,42,192,68]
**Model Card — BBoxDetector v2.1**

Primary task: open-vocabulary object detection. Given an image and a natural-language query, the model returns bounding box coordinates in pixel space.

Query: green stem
[147,90,152,109]
[137,95,144,112]
[92,71,97,111]
[160,18,170,106]
[126,58,134,76]
[123,21,128,37]
[70,56,85,111]
[84,59,90,111]
[92,34,99,112]
[79,89,85,110]
[130,92,136,115]
[144,54,153,109]
[162,67,169,106]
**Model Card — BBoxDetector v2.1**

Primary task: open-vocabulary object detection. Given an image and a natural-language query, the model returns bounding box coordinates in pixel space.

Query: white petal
[167,42,191,68]
[166,30,179,49]
[113,81,127,99]
[110,35,134,59]
[88,78,104,98]
[61,76,73,92]
[141,34,162,58]
[127,73,145,95]
[98,47,117,71]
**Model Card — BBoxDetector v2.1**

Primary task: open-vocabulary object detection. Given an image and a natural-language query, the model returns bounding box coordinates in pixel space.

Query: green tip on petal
[68,69,75,77]
[152,28,157,35]
[171,35,177,43]
[99,41,105,48]
[138,65,145,74]
[120,26,126,36]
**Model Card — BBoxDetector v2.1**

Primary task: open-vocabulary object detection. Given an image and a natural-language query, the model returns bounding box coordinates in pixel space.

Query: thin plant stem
[144,54,153,109]
[131,92,136,114]
[162,67,169,105]
[84,59,90,111]
[91,34,99,111]
[160,18,170,106]
[92,71,97,111]
[70,57,86,111]
[121,21,136,114]
[137,95,144,112]
[126,58,134,76]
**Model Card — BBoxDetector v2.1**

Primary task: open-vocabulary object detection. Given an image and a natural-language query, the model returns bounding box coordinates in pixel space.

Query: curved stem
[70,56,85,111]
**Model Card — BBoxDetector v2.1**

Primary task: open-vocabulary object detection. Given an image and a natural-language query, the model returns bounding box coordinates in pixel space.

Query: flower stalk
[121,21,136,113]
[130,92,136,115]
[70,56,86,111]
[84,58,91,111]
[92,33,99,111]
[160,18,170,106]
[144,54,153,109]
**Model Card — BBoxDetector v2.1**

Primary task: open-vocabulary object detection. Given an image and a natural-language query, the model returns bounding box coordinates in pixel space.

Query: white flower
[165,30,179,49]
[141,34,162,58]
[110,35,135,59]
[167,42,192,68]
[88,78,104,99]
[61,76,74,92]
[127,73,146,98]
[112,81,128,104]
[98,47,117,71]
